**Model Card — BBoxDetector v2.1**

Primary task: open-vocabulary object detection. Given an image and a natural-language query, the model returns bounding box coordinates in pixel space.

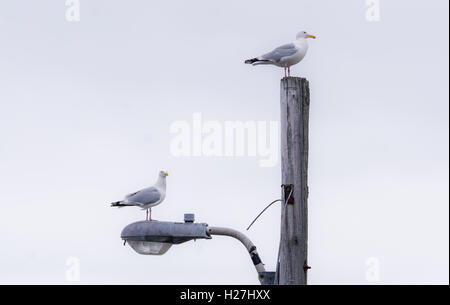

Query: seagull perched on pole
[110,171,168,221]
[245,31,316,77]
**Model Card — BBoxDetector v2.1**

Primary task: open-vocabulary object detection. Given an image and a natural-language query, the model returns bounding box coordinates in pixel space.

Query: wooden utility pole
[279,77,310,285]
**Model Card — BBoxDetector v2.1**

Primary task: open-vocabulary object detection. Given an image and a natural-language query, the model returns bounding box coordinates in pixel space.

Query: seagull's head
[297,31,316,40]
[159,171,169,178]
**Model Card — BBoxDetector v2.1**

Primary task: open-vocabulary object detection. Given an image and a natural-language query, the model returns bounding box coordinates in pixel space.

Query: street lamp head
[119,216,269,284]
[121,217,210,255]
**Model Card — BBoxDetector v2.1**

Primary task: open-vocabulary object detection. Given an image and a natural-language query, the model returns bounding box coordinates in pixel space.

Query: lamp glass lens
[127,241,172,255]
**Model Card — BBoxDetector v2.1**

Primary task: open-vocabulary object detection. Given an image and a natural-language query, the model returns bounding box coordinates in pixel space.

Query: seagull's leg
[149,208,152,221]
[284,67,287,78]
[146,209,149,221]
[288,66,291,77]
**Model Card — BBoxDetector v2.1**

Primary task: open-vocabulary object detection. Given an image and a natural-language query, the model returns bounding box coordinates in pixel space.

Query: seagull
[110,171,168,221]
[245,31,316,77]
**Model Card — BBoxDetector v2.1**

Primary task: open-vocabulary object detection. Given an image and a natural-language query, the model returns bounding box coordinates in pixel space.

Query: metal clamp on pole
[207,226,266,284]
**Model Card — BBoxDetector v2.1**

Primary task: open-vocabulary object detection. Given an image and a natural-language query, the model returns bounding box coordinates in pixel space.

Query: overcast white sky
[0,0,448,284]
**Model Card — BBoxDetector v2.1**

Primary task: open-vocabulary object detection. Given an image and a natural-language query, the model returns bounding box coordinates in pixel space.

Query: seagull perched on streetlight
[245,31,316,77]
[110,171,168,221]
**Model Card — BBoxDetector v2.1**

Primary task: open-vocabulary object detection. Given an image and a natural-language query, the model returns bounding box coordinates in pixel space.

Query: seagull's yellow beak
[308,34,317,39]
[164,172,169,176]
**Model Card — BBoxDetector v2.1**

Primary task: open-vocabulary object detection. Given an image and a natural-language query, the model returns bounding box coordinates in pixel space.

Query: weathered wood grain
[279,77,310,285]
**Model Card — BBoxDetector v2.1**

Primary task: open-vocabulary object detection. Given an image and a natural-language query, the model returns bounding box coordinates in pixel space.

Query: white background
[0,0,448,284]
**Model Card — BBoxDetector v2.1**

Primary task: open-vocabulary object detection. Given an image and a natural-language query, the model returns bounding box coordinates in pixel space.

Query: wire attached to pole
[282,184,294,207]
[246,185,294,231]
[246,199,281,231]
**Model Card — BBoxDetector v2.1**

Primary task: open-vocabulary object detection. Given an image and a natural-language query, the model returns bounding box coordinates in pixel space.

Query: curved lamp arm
[207,226,265,284]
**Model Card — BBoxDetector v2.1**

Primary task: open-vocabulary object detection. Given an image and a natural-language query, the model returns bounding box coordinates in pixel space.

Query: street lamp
[120,214,274,284]
[121,214,210,255]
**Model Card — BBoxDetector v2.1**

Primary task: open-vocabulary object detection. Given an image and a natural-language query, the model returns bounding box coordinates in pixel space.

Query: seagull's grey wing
[125,190,139,199]
[126,187,161,205]
[261,43,298,63]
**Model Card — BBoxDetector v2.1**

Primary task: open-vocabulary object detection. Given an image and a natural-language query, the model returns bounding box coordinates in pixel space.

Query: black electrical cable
[283,187,294,207]
[246,187,294,231]
[246,185,294,284]
[246,199,281,231]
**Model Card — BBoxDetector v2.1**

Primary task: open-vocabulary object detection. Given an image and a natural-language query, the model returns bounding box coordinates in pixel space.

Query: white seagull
[111,171,168,221]
[245,31,316,77]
